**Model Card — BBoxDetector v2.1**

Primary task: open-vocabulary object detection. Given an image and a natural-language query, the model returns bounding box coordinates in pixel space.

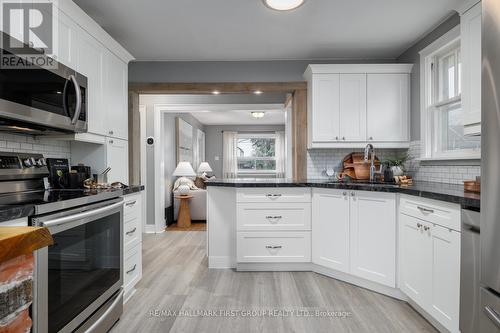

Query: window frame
[419,25,480,160]
[236,133,278,174]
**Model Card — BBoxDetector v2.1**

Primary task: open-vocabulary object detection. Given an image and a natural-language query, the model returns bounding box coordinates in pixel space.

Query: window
[421,27,480,159]
[236,134,277,173]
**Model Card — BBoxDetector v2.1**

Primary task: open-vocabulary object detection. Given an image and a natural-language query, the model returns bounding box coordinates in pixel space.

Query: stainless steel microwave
[0,34,87,135]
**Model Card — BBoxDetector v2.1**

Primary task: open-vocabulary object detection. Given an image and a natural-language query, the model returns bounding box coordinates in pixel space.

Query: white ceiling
[190,109,285,125]
[74,0,461,61]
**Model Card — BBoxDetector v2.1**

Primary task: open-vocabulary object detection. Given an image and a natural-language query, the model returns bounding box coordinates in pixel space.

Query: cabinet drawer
[124,243,142,292]
[237,231,311,263]
[399,195,460,231]
[124,217,141,252]
[237,203,311,231]
[236,188,311,203]
[123,194,142,220]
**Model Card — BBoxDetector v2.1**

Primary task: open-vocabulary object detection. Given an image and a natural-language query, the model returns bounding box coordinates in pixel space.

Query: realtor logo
[0,0,58,69]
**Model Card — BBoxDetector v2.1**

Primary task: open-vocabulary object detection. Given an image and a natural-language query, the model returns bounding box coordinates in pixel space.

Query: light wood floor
[166,222,207,231]
[111,231,437,333]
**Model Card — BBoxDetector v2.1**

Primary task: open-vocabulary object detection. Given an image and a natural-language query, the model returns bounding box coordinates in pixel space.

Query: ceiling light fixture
[251,111,265,118]
[253,90,263,95]
[262,0,305,11]
[212,90,220,95]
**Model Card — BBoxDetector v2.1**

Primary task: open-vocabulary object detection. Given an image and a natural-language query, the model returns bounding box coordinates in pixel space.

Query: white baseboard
[312,264,407,301]
[407,299,448,333]
[144,224,165,234]
[208,256,235,269]
[237,262,312,271]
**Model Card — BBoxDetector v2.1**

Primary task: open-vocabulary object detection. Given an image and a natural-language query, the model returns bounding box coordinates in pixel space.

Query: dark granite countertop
[205,178,480,209]
[0,185,145,223]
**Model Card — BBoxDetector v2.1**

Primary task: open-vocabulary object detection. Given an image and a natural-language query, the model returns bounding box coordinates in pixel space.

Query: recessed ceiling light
[252,112,265,118]
[262,0,305,11]
[212,90,220,95]
[254,90,263,95]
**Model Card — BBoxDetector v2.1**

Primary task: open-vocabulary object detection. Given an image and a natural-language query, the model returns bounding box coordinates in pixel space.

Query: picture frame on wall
[176,117,193,164]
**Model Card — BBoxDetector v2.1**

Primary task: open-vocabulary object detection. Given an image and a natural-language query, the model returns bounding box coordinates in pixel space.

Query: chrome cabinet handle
[342,137,346,140]
[485,306,500,329]
[335,136,339,140]
[126,227,137,235]
[342,191,347,196]
[266,194,282,198]
[417,206,434,214]
[417,223,422,228]
[351,192,355,197]
[369,136,373,140]
[424,226,430,231]
[265,246,282,249]
[109,139,114,144]
[265,215,282,219]
[109,130,114,135]
[126,264,137,274]
[125,200,137,207]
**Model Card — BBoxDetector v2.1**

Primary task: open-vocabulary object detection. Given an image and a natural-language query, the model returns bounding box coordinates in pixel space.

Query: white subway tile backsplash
[0,133,71,161]
[307,140,481,185]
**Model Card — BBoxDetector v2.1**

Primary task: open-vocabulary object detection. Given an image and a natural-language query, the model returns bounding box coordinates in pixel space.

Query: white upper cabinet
[340,74,367,142]
[312,188,350,273]
[461,2,482,136]
[366,73,409,143]
[349,191,396,287]
[57,11,78,69]
[104,51,129,140]
[106,137,129,184]
[77,32,105,137]
[309,74,340,142]
[304,64,412,148]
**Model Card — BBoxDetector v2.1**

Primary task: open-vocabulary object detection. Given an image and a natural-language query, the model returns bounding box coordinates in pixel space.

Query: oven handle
[70,74,82,125]
[40,201,123,228]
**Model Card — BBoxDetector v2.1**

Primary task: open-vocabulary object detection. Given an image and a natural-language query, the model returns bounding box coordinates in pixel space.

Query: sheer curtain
[275,131,286,178]
[222,131,238,178]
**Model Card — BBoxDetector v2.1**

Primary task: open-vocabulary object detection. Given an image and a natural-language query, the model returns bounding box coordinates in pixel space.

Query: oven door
[32,198,123,333]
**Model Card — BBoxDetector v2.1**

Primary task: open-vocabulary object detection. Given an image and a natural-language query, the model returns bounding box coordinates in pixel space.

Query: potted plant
[382,154,409,178]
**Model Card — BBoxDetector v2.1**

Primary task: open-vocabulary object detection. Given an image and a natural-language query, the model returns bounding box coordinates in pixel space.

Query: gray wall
[129,59,395,83]
[205,125,286,178]
[397,13,460,140]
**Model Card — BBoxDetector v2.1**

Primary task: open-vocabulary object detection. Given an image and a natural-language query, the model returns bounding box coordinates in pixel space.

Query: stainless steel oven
[32,198,123,333]
[0,33,87,135]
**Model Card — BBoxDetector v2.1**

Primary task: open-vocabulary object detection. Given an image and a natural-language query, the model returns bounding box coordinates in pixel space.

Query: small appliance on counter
[46,158,70,189]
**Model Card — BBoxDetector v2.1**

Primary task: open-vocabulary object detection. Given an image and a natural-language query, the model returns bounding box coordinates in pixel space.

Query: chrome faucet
[364,143,376,182]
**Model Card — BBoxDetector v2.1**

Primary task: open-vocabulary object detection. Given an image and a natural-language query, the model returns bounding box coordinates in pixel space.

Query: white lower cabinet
[236,188,311,266]
[312,189,396,287]
[312,189,350,273]
[122,193,143,302]
[399,196,461,333]
[350,191,396,287]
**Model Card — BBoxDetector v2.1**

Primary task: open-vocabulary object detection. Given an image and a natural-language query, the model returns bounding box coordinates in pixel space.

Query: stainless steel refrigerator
[481,0,500,331]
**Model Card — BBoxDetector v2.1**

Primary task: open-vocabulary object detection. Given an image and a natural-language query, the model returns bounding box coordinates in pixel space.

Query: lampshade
[197,162,213,173]
[173,162,196,177]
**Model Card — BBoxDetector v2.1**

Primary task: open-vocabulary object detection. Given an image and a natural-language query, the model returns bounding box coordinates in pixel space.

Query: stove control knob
[36,158,46,166]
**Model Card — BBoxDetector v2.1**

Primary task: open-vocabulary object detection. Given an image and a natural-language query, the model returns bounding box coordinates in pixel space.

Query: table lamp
[173,161,196,195]
[197,162,213,178]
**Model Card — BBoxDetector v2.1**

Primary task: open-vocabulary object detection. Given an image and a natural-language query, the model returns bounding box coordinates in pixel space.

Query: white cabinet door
[429,224,460,333]
[106,137,129,184]
[77,32,105,136]
[311,74,340,143]
[461,2,482,135]
[104,51,128,140]
[312,189,350,273]
[339,74,367,141]
[367,74,409,142]
[349,191,396,287]
[399,214,432,309]
[57,11,78,69]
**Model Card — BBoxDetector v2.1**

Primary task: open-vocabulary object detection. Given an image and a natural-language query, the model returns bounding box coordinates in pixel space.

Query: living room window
[236,134,277,174]
[420,26,480,160]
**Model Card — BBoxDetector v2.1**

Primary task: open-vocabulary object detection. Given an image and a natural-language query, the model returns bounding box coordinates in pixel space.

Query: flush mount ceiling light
[262,0,305,11]
[212,90,220,95]
[251,111,265,118]
[253,90,263,95]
